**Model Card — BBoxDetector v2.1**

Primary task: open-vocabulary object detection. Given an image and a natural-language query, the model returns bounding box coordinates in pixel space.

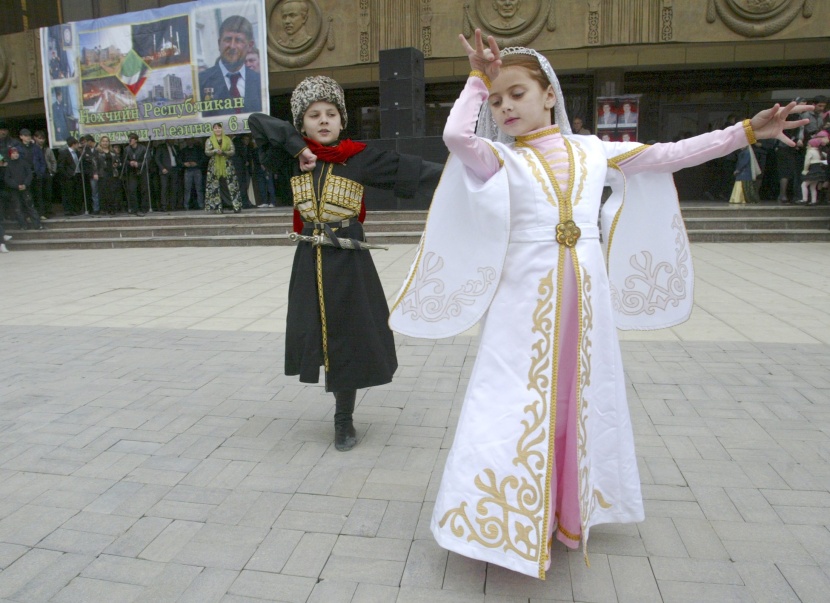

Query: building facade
[1,0,828,197]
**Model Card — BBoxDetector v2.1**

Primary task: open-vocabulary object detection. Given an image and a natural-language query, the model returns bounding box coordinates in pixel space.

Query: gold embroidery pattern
[604,162,625,270]
[439,268,555,568]
[516,126,560,143]
[486,142,504,167]
[398,252,496,322]
[517,149,557,208]
[291,173,316,221]
[319,172,364,221]
[389,153,456,317]
[577,269,612,559]
[572,140,588,207]
[316,245,329,372]
[609,215,690,316]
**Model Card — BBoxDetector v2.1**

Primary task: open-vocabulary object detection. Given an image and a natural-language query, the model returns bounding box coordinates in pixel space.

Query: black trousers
[7,188,41,229]
[159,169,182,211]
[61,174,82,215]
[125,172,148,213]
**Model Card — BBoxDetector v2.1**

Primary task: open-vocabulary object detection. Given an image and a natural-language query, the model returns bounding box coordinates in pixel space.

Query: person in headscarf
[728,144,762,204]
[389,29,811,579]
[248,76,441,452]
[204,122,241,213]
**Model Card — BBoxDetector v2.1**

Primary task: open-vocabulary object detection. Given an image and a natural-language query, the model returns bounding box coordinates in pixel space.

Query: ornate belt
[509,223,599,245]
[302,218,355,230]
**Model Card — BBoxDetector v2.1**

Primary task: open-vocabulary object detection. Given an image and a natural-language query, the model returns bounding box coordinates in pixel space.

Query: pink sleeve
[442,76,502,181]
[609,122,753,176]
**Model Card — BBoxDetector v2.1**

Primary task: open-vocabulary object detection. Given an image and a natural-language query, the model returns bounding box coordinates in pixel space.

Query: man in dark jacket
[4,146,42,229]
[155,139,182,211]
[18,129,48,219]
[179,138,206,209]
[56,136,83,216]
[123,133,148,215]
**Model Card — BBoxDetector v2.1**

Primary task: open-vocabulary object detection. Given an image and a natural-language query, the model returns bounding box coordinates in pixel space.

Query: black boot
[333,390,357,452]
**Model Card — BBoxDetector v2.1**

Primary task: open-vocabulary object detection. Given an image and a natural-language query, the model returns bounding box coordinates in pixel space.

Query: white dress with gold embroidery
[389,77,754,579]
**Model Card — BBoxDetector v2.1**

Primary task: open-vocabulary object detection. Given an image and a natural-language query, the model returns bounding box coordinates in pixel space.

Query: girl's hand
[299,148,317,172]
[749,102,813,146]
[459,29,501,82]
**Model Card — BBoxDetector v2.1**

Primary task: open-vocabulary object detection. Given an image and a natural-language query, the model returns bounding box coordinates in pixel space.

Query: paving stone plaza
[1,242,829,602]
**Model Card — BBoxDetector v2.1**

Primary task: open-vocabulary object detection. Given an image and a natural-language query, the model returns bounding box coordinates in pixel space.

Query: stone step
[9,220,429,240]
[8,231,425,250]
[12,228,828,249]
[679,205,830,218]
[683,217,830,230]
[29,208,430,229]
[687,229,830,242]
[6,204,829,249]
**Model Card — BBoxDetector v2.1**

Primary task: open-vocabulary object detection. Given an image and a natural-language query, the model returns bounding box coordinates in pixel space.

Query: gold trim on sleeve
[742,119,757,145]
[469,70,492,89]
[294,146,309,158]
[485,142,504,167]
[607,144,651,167]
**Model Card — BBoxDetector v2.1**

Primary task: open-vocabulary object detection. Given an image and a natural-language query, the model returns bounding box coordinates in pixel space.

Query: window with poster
[596,95,641,142]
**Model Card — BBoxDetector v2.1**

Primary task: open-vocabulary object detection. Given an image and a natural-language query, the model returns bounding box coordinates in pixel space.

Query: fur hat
[290,76,347,132]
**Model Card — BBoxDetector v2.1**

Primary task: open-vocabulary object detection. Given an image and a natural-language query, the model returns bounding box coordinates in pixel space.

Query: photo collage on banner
[40,0,270,147]
[595,95,642,143]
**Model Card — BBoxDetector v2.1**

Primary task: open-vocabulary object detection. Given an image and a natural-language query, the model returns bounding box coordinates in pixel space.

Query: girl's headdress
[290,76,348,131]
[475,46,572,144]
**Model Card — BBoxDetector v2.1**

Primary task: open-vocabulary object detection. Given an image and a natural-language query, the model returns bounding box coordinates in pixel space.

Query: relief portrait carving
[463,0,556,47]
[278,0,313,49]
[268,0,335,68]
[706,0,814,37]
[489,0,528,33]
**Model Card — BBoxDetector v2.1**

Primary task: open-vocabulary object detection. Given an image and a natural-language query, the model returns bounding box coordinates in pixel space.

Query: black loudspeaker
[379,47,424,80]
[379,47,426,138]
[380,107,425,138]
[379,78,425,109]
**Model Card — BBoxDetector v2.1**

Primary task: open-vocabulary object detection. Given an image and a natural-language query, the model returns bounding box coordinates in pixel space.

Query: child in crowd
[729,144,761,204]
[248,76,441,451]
[801,130,828,205]
[4,146,43,231]
[389,30,810,579]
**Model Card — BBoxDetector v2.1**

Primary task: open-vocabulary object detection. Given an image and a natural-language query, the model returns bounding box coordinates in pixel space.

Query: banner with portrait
[595,95,641,143]
[41,0,270,147]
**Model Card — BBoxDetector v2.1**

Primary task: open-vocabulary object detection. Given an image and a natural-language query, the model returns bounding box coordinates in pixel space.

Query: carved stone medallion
[706,0,814,37]
[463,0,556,47]
[268,0,335,68]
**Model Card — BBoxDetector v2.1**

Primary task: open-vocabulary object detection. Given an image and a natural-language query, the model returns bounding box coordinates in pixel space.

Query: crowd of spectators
[0,121,288,251]
[707,96,830,204]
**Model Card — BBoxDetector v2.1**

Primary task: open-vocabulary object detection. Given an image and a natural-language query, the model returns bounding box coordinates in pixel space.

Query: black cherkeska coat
[249,113,442,392]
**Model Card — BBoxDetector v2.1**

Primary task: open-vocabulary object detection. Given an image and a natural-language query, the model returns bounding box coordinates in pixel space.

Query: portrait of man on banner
[50,86,79,144]
[47,25,76,80]
[196,8,263,118]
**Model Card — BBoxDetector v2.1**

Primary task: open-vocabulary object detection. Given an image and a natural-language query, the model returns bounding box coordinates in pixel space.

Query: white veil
[476,47,572,144]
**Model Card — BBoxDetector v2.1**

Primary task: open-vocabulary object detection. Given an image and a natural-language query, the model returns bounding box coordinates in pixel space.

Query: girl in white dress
[390,30,811,579]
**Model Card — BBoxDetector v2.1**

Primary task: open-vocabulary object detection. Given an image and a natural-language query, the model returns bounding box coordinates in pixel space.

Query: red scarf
[293,138,368,233]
